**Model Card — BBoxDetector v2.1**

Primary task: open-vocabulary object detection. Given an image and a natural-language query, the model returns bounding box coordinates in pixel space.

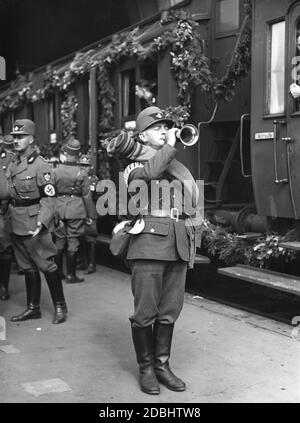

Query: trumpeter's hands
[165,128,180,147]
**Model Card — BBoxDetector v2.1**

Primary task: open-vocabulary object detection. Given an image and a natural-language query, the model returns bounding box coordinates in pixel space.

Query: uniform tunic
[0,149,57,272]
[0,149,14,255]
[53,162,94,252]
[124,144,192,328]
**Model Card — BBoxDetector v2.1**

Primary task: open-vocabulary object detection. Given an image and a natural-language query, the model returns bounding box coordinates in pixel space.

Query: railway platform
[0,264,299,403]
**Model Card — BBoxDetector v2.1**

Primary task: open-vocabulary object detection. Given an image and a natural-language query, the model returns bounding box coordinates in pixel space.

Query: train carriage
[3,1,300,259]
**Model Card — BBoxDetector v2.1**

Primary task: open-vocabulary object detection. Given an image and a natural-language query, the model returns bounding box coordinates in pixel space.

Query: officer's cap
[136,106,174,133]
[11,119,35,136]
[64,138,81,156]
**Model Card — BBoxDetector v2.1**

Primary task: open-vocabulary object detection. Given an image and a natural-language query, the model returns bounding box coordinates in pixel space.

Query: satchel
[109,220,132,258]
[109,217,145,258]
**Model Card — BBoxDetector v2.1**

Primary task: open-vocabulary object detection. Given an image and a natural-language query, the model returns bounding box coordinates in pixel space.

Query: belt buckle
[170,207,179,222]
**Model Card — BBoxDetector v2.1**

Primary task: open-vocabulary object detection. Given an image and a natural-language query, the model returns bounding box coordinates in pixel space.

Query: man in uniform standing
[121,106,199,395]
[77,154,99,275]
[0,119,67,324]
[53,138,93,283]
[0,134,15,300]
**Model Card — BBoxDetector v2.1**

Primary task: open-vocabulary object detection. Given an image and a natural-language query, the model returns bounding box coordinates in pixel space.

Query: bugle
[177,124,199,146]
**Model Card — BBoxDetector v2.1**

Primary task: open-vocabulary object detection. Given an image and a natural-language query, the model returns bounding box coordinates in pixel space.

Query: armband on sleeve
[39,183,56,197]
[123,162,144,187]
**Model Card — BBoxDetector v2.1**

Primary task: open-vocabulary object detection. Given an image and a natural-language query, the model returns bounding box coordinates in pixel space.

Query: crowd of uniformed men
[0,107,199,396]
[0,119,98,325]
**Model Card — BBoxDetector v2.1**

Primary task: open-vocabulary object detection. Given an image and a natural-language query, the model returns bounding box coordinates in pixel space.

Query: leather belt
[57,193,82,197]
[147,208,187,221]
[10,198,40,207]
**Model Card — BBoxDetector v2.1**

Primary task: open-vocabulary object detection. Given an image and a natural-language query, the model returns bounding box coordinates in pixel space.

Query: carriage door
[286,2,300,219]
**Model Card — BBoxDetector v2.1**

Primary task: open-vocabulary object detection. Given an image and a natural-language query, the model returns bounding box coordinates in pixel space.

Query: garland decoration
[0,4,251,126]
[0,2,252,181]
[201,219,297,268]
[61,90,78,140]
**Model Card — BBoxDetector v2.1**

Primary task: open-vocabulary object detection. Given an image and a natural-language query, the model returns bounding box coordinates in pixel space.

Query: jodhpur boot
[153,322,186,392]
[0,257,12,300]
[84,242,96,274]
[55,249,65,280]
[131,325,160,395]
[66,252,84,283]
[77,239,88,270]
[44,270,67,324]
[11,270,41,322]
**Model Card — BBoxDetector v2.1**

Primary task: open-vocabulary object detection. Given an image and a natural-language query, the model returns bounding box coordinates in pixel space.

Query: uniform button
[150,228,155,233]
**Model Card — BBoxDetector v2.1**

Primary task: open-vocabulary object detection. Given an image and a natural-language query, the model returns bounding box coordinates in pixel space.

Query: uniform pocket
[18,175,37,193]
[142,220,169,236]
[28,204,40,216]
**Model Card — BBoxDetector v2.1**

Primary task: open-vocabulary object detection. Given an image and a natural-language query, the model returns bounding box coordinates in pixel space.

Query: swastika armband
[39,184,56,197]
[123,162,144,187]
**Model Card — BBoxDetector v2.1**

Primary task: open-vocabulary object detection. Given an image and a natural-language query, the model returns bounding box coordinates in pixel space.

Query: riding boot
[55,249,65,280]
[77,239,88,270]
[131,324,160,395]
[66,252,84,283]
[153,322,186,392]
[0,257,12,300]
[11,270,41,322]
[44,270,67,324]
[84,242,96,274]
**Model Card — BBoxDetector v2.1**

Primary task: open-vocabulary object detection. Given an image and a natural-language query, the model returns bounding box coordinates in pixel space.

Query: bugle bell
[177,124,199,147]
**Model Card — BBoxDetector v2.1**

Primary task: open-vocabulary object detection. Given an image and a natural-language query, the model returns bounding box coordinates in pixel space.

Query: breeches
[82,220,98,244]
[11,232,57,273]
[55,219,85,252]
[129,259,187,328]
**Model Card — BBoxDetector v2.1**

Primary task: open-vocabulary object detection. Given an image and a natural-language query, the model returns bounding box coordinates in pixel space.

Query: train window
[121,68,136,119]
[137,60,158,109]
[267,21,285,115]
[216,0,240,35]
[290,27,300,112]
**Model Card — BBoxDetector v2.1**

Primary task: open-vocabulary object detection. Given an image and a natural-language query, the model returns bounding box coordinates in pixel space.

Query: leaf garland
[0,3,252,181]
[201,219,297,268]
[61,90,78,140]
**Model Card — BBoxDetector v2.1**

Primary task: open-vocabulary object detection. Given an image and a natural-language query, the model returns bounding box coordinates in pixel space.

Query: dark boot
[77,239,88,270]
[153,322,186,392]
[0,257,12,300]
[55,249,65,280]
[11,270,41,322]
[66,252,84,283]
[84,242,96,274]
[44,270,67,324]
[131,325,160,395]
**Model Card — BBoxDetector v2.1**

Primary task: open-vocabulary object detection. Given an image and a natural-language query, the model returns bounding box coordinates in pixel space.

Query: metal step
[218,264,300,296]
[96,234,111,245]
[279,241,300,251]
[194,254,211,265]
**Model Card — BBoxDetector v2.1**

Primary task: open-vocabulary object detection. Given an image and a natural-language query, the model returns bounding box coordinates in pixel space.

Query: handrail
[273,119,288,184]
[240,113,251,178]
[196,102,219,180]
